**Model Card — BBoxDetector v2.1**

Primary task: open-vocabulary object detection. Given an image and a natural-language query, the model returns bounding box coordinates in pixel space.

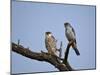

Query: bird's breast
[65,28,75,41]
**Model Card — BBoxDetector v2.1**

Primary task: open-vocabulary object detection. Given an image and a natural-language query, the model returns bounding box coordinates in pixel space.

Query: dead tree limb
[63,42,72,62]
[63,42,74,70]
[59,41,62,58]
[12,42,73,71]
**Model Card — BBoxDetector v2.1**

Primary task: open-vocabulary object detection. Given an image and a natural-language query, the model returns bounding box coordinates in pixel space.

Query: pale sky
[12,0,96,74]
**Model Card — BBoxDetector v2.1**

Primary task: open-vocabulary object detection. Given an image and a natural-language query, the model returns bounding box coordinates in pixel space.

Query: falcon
[45,32,57,55]
[64,22,80,55]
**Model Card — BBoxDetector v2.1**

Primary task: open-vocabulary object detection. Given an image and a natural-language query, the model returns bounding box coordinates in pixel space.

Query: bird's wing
[51,35,57,42]
[45,38,51,50]
[74,39,77,44]
[51,35,57,48]
[71,27,76,36]
[71,26,77,44]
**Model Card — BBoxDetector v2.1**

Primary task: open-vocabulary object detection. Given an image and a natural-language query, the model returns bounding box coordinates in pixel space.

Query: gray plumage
[64,22,80,55]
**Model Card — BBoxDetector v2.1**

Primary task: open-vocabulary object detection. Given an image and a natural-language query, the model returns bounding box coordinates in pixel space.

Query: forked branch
[12,42,73,71]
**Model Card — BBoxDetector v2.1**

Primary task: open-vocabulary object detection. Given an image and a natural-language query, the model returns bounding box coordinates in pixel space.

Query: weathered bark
[12,42,73,72]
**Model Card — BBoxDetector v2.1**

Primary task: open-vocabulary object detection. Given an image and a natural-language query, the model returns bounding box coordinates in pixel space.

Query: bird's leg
[48,50,55,56]
[48,50,51,54]
[68,40,73,46]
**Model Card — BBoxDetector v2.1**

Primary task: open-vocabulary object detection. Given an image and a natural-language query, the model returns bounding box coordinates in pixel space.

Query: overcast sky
[12,0,96,74]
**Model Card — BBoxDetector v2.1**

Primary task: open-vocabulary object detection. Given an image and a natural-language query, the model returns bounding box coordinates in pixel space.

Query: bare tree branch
[63,42,72,62]
[12,42,73,71]
[59,41,62,58]
[63,42,74,70]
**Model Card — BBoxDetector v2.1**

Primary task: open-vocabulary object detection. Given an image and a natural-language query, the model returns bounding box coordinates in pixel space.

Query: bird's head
[45,32,52,37]
[64,22,70,28]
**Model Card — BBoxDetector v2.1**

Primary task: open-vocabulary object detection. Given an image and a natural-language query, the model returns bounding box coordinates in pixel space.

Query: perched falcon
[64,22,80,55]
[45,32,57,55]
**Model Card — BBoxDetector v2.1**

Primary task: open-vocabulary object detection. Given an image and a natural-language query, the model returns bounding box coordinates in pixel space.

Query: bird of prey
[64,22,80,55]
[45,32,57,55]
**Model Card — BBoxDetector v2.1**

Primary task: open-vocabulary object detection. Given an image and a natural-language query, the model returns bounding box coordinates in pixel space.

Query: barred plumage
[45,32,57,55]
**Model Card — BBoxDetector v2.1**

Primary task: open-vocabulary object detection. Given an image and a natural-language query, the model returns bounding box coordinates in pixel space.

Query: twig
[59,41,62,58]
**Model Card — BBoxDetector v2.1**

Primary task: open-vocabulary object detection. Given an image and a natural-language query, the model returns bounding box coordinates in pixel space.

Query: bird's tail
[73,47,80,55]
[72,43,80,55]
